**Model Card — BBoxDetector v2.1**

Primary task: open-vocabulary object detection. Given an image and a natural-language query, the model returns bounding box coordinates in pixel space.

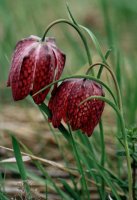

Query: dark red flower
[48,78,105,136]
[7,35,65,104]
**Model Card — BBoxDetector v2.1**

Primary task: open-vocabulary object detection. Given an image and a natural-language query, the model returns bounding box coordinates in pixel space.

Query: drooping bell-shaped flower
[48,78,105,136]
[7,35,65,104]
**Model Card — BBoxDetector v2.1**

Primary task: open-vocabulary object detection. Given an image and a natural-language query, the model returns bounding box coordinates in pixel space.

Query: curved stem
[80,96,133,200]
[86,62,122,113]
[33,74,117,105]
[42,19,92,65]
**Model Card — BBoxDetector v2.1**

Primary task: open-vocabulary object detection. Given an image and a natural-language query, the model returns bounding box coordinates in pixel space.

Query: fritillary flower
[7,35,65,104]
[48,78,105,136]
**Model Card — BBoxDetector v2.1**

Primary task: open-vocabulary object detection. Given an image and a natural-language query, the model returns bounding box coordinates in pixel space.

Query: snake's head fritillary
[7,35,65,104]
[48,78,105,136]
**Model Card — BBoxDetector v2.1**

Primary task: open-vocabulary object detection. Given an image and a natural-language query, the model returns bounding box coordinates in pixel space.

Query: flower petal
[31,45,56,104]
[11,48,36,100]
[67,79,105,135]
[45,38,66,80]
[67,79,92,130]
[8,37,38,100]
[48,80,75,127]
[47,38,66,93]
[81,100,105,136]
[52,48,66,81]
[7,36,39,87]
[80,80,105,136]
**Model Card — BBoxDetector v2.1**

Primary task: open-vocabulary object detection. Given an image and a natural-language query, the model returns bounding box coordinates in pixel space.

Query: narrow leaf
[80,25,106,63]
[60,178,80,200]
[12,136,32,200]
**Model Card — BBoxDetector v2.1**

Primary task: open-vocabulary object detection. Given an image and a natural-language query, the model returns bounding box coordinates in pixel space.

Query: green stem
[41,19,92,65]
[67,125,90,200]
[97,48,112,79]
[86,62,122,112]
[99,121,106,199]
[80,96,133,200]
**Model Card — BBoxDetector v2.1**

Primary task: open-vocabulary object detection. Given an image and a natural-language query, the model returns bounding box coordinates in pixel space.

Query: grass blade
[11,136,32,200]
[67,125,90,200]
[80,25,106,63]
[0,192,9,200]
[60,178,80,200]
